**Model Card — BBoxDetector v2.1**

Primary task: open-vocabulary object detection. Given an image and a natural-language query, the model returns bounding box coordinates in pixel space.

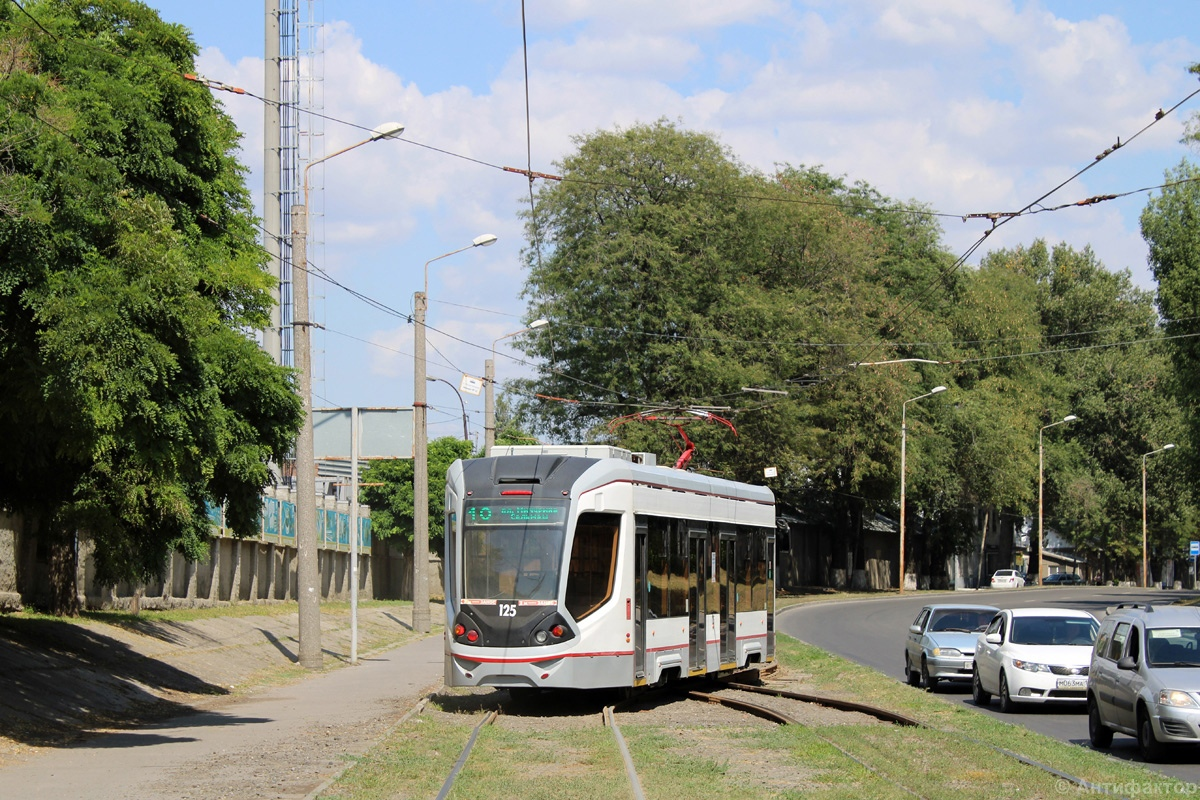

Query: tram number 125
[498,603,517,617]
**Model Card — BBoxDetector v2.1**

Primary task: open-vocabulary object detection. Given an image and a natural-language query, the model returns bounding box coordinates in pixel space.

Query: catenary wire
[7,3,1198,415]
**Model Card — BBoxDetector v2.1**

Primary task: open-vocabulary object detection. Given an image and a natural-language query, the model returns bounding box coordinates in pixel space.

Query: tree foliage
[513,119,1196,584]
[359,437,475,555]
[0,0,301,613]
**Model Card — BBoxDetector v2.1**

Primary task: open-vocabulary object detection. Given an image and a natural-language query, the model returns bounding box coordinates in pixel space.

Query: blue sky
[144,1,1200,444]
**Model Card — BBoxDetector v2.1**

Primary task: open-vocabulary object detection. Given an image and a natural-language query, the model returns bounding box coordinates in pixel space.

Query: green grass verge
[322,634,1194,800]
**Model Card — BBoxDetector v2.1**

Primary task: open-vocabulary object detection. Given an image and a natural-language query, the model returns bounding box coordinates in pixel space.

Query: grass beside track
[321,635,1192,800]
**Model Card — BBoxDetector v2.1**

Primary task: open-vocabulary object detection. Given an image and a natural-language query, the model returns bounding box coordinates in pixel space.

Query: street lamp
[1142,443,1176,588]
[1038,415,1078,583]
[291,121,404,670]
[427,376,469,442]
[413,233,497,634]
[485,319,549,456]
[900,386,946,593]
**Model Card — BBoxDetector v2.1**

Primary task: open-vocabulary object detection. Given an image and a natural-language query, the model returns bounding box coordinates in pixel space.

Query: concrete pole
[484,357,495,456]
[413,292,430,634]
[899,386,946,593]
[1037,416,1076,583]
[485,320,546,457]
[1140,444,1174,589]
[899,405,907,593]
[290,203,322,669]
[1038,428,1045,584]
[1143,455,1149,589]
[350,406,359,664]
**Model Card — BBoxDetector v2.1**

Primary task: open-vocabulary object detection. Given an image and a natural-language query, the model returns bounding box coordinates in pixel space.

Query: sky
[144,0,1200,445]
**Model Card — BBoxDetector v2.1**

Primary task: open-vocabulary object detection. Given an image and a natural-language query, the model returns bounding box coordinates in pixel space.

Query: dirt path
[0,602,439,798]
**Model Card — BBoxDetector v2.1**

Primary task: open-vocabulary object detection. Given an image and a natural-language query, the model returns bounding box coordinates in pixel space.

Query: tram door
[633,523,647,680]
[719,530,736,665]
[688,529,706,672]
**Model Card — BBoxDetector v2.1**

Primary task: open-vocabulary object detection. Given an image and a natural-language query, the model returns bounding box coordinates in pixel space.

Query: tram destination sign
[464,499,569,527]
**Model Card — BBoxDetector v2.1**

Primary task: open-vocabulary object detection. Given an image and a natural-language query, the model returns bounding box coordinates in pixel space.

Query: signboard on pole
[313,407,413,459]
[311,407,412,664]
[460,374,484,397]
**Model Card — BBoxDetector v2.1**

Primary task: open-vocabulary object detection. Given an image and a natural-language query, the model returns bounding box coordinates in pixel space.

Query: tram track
[404,677,1140,799]
[431,689,646,800]
[720,675,1135,800]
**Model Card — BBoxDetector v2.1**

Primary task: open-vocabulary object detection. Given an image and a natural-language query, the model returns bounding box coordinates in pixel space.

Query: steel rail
[603,705,646,800]
[689,688,930,800]
[434,709,498,800]
[724,677,1130,799]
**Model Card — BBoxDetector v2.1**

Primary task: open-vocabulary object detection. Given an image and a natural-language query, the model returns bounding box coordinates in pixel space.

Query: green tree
[953,240,1190,582]
[517,120,959,581]
[0,1,301,613]
[494,393,540,448]
[359,437,475,555]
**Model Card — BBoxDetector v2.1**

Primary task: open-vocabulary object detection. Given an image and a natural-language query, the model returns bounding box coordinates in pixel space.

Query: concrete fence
[0,488,410,612]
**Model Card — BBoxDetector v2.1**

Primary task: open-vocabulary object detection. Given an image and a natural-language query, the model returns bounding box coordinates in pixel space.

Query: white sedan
[973,607,1098,712]
[990,569,1025,589]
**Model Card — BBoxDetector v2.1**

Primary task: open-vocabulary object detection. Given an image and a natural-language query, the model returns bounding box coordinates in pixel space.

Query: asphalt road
[777,585,1200,783]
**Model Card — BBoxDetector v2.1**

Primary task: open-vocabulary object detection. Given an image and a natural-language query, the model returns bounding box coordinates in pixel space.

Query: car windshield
[1010,616,1098,646]
[929,609,995,633]
[1147,627,1200,667]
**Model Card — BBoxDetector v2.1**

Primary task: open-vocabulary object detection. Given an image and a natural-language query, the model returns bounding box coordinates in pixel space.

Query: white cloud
[182,1,1200,406]
[535,0,789,33]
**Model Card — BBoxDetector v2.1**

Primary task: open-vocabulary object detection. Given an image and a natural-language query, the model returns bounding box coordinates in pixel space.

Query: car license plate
[1056,677,1086,689]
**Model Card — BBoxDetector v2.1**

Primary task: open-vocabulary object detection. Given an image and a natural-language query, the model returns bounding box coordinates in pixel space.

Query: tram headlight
[534,631,549,644]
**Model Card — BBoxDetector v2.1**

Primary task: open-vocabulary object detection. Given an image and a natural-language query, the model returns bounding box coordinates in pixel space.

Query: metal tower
[264,0,324,371]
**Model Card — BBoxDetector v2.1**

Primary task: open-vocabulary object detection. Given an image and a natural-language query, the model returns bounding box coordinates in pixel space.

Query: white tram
[443,445,776,690]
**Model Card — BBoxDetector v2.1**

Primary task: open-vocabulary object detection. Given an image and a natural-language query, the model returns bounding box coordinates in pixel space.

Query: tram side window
[565,513,620,621]
[670,520,689,617]
[646,517,670,618]
[736,535,752,612]
[765,534,775,613]
[750,530,768,610]
[644,516,688,618]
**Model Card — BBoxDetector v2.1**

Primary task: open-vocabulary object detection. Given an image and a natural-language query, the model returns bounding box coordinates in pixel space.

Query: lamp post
[413,233,497,634]
[900,386,946,593]
[290,121,404,669]
[1142,443,1176,588]
[484,319,549,456]
[427,376,469,442]
[1038,415,1077,583]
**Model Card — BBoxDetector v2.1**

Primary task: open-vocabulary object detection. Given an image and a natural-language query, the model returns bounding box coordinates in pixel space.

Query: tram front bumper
[447,649,632,690]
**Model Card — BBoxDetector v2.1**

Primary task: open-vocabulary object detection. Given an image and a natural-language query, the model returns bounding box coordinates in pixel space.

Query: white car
[990,569,1026,589]
[973,607,1099,711]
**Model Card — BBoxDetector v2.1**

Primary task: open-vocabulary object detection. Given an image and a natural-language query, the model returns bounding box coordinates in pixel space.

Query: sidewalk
[0,616,444,800]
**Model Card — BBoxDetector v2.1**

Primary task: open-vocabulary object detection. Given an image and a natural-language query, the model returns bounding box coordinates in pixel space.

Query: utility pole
[412,291,430,634]
[483,357,495,455]
[290,203,321,669]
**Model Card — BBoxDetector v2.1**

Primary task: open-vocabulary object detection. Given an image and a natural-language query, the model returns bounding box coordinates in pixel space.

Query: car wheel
[905,654,921,687]
[1138,707,1167,762]
[972,669,991,706]
[921,658,939,692]
[998,672,1017,713]
[1088,696,1113,749]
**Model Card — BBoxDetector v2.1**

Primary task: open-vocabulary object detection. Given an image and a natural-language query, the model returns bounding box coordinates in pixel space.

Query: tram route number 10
[498,603,517,617]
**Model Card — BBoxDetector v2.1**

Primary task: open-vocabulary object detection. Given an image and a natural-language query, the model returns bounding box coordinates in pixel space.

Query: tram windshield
[462,499,569,601]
